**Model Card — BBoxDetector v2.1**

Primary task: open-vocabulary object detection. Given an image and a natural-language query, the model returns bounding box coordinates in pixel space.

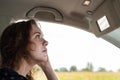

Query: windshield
[40,21,120,72]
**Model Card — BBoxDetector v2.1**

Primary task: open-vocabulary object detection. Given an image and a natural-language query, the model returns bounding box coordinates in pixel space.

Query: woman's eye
[35,35,41,39]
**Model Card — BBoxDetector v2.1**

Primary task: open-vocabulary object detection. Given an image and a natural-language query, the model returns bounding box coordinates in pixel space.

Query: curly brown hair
[0,19,37,70]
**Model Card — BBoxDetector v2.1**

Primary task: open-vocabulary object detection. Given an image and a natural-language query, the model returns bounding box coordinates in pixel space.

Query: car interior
[0,0,120,80]
[0,0,120,63]
[0,0,120,48]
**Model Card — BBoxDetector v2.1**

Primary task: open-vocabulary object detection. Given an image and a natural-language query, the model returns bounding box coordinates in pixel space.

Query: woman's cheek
[29,43,36,51]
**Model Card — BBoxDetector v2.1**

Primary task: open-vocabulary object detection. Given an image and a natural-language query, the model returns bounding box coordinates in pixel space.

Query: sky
[39,21,120,72]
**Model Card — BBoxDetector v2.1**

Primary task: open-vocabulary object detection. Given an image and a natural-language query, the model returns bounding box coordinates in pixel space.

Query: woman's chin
[44,56,48,62]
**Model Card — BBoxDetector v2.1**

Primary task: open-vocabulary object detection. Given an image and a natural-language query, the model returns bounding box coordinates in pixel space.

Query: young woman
[0,19,58,80]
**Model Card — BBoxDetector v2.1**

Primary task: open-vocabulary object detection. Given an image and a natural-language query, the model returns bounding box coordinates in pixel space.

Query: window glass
[40,21,120,72]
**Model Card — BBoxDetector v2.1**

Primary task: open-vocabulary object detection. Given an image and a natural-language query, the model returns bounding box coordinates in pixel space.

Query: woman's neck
[15,59,35,77]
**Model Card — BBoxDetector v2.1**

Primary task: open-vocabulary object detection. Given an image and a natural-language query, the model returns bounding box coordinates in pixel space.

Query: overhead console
[26,6,63,22]
[90,0,120,37]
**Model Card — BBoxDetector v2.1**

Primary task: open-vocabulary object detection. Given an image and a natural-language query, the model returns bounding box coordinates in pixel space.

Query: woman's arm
[38,58,59,80]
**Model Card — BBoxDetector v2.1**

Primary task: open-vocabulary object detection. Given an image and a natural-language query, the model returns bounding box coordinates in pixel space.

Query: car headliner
[0,0,105,31]
[0,0,120,48]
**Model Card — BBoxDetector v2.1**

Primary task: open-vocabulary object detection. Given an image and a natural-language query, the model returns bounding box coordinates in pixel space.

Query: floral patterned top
[0,68,28,80]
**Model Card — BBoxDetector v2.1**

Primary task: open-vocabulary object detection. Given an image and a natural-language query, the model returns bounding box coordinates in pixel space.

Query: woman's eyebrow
[33,32,41,35]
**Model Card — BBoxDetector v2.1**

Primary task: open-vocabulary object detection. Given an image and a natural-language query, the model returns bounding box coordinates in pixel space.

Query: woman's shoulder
[0,68,28,80]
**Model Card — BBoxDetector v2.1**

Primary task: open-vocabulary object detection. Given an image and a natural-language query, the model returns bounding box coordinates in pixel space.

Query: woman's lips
[43,49,47,52]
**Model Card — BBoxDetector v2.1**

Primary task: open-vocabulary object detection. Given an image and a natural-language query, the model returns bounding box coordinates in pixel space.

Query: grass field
[31,65,120,80]
[57,72,120,80]
[32,71,120,80]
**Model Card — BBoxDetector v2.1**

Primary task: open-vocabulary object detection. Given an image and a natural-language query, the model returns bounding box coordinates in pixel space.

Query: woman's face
[28,24,48,64]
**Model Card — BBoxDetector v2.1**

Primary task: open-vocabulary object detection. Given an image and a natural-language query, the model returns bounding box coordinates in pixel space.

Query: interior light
[83,0,91,6]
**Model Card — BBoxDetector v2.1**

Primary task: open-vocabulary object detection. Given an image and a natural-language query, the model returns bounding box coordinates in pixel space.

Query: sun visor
[90,0,120,37]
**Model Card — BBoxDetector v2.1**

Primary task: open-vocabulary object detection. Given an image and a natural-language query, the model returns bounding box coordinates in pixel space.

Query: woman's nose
[43,38,48,46]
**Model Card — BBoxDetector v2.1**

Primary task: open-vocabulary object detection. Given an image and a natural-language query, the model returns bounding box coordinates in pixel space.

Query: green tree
[80,62,93,72]
[97,67,107,72]
[59,67,68,72]
[81,68,89,72]
[70,65,77,72]
[87,62,93,72]
[54,69,59,72]
[117,68,120,72]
